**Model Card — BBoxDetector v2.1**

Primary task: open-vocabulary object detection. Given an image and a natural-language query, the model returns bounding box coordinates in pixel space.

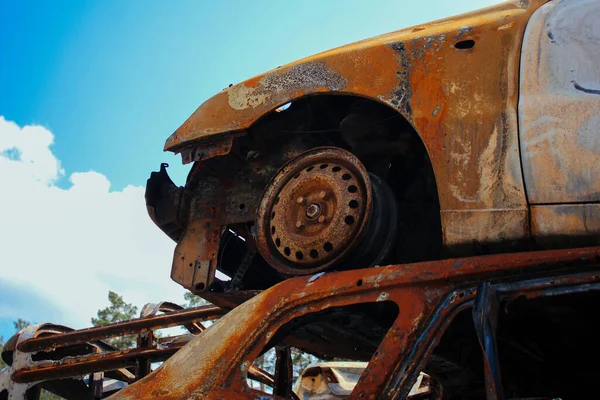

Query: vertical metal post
[89,346,104,399]
[473,282,504,400]
[136,330,154,380]
[90,372,104,399]
[273,346,293,397]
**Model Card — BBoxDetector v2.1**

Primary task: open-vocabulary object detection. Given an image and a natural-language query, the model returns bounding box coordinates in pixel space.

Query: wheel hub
[256,147,373,275]
[305,203,322,220]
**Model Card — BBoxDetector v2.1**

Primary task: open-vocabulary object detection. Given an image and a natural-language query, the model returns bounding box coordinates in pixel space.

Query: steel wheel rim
[256,147,372,275]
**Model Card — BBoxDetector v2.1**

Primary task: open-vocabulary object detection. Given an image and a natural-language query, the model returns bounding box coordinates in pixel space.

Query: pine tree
[13,318,30,331]
[183,291,209,307]
[91,291,138,349]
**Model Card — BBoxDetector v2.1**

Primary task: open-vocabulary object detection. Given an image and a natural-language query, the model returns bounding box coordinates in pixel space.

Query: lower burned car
[2,248,600,399]
[107,247,600,399]
[146,0,600,304]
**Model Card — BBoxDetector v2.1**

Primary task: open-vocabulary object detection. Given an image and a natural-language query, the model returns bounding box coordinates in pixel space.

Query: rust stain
[531,204,600,248]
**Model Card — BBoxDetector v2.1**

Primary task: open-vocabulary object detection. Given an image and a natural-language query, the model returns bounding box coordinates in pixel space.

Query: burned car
[146,0,600,307]
[3,247,600,399]
[108,247,600,399]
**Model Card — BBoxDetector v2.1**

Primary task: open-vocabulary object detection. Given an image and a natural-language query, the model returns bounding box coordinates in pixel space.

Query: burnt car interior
[263,301,399,362]
[245,283,600,400]
[249,301,401,398]
[427,288,600,399]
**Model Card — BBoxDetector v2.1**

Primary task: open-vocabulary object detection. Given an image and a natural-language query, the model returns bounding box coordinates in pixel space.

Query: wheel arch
[245,92,446,264]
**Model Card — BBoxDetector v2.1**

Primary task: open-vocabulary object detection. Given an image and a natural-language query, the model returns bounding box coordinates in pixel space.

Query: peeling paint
[227,84,271,111]
[228,62,347,111]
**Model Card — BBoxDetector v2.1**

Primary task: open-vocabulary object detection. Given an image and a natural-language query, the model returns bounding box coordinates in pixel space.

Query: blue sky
[0,0,499,341]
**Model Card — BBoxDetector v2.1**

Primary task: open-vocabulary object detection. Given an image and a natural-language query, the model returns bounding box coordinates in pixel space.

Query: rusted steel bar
[135,331,154,380]
[273,347,293,397]
[140,301,205,334]
[13,344,273,388]
[473,282,503,400]
[156,334,193,346]
[12,347,180,384]
[248,366,275,388]
[18,305,226,353]
[377,246,600,285]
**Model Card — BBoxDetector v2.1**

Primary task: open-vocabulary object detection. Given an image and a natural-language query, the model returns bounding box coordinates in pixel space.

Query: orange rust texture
[531,204,600,247]
[405,11,528,211]
[171,202,220,292]
[110,246,600,400]
[165,1,550,248]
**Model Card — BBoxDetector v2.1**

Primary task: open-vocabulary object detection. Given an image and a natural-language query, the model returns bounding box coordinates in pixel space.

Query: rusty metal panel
[162,1,551,249]
[441,208,530,250]
[531,204,600,247]
[519,0,600,204]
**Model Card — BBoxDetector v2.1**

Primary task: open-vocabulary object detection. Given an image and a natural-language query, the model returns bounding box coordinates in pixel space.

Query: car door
[518,0,600,247]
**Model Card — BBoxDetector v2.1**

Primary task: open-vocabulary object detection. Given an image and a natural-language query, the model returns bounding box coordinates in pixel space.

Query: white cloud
[0,117,63,185]
[0,116,187,328]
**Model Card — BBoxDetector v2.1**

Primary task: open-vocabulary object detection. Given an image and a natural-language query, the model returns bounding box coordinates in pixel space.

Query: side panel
[519,0,600,204]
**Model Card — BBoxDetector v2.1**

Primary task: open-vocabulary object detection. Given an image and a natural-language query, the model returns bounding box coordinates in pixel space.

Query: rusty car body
[145,0,600,302]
